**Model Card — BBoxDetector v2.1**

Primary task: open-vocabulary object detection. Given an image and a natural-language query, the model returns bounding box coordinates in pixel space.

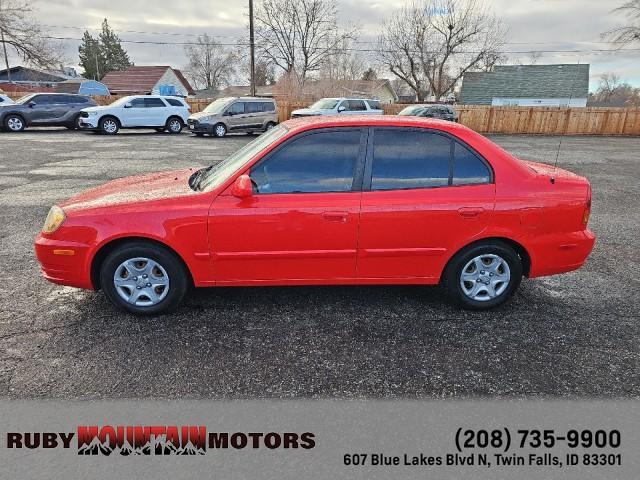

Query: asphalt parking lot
[0,129,638,399]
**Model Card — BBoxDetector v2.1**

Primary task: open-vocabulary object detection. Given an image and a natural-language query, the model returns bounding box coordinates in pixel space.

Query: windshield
[16,94,36,105]
[309,98,339,110]
[203,97,234,114]
[109,96,135,107]
[399,106,426,116]
[199,124,289,191]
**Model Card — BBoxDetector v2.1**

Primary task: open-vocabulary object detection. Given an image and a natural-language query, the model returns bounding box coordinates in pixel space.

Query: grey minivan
[0,93,97,132]
[187,97,278,137]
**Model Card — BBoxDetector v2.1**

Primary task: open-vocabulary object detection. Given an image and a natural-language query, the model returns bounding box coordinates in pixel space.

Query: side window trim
[362,126,494,192]
[249,127,368,195]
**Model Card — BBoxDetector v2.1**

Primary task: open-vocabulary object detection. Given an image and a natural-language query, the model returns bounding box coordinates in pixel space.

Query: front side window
[452,142,491,185]
[347,100,367,111]
[227,102,245,115]
[250,130,361,194]
[145,98,166,108]
[367,100,381,110]
[130,98,146,108]
[371,129,450,190]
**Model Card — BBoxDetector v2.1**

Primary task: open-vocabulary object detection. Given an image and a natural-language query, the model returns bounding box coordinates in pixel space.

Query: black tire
[213,123,227,138]
[4,114,26,132]
[99,116,119,135]
[166,116,183,134]
[443,241,522,310]
[65,114,82,130]
[264,121,276,131]
[99,241,189,315]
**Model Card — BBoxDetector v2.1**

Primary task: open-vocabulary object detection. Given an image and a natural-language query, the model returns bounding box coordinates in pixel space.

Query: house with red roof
[101,66,195,97]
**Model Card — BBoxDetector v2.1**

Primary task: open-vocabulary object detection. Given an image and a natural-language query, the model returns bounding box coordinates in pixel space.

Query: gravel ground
[0,129,638,399]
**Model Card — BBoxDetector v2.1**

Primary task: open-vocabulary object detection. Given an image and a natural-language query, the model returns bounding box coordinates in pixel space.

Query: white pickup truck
[291,98,384,118]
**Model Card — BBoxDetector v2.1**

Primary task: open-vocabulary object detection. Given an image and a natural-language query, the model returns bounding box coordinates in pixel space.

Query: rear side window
[166,98,185,107]
[371,130,450,190]
[145,98,166,108]
[246,102,262,113]
[452,142,491,185]
[367,100,381,110]
[262,101,275,112]
[250,130,361,194]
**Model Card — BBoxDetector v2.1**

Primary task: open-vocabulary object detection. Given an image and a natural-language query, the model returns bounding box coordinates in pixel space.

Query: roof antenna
[551,61,581,185]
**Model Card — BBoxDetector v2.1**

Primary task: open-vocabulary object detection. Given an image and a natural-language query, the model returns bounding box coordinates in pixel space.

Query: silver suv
[187,97,278,137]
[0,93,97,132]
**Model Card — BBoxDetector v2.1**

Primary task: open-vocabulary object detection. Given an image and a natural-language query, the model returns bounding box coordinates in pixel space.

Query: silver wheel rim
[169,119,181,132]
[7,117,23,131]
[215,125,226,136]
[103,119,117,133]
[266,123,274,130]
[113,257,170,307]
[460,254,511,302]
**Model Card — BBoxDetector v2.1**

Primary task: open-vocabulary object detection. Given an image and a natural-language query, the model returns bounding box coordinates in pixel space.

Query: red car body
[35,116,594,306]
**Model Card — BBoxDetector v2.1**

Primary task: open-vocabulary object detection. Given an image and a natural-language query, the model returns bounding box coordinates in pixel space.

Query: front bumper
[79,116,99,130]
[34,234,94,289]
[187,119,213,134]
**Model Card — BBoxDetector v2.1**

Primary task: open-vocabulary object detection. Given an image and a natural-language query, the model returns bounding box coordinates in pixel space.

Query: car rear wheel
[264,121,276,131]
[5,114,25,132]
[99,116,119,135]
[213,123,227,137]
[100,242,189,315]
[66,114,82,130]
[443,241,522,310]
[166,117,183,134]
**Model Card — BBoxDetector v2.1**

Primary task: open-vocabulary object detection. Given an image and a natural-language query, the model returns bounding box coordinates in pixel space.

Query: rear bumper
[528,229,596,278]
[34,234,94,289]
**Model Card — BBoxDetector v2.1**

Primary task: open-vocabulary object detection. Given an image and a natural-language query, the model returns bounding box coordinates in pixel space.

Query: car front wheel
[213,123,227,137]
[5,114,25,132]
[100,242,189,315]
[99,116,119,135]
[443,241,522,310]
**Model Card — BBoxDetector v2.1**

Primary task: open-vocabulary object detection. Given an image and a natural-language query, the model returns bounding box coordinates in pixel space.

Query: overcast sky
[21,0,640,91]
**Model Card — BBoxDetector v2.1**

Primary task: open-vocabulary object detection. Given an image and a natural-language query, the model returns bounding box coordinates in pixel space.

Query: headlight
[42,205,66,233]
[199,116,213,123]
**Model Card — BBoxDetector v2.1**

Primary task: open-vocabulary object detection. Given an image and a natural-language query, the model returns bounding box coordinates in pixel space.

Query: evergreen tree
[99,19,132,73]
[78,19,132,80]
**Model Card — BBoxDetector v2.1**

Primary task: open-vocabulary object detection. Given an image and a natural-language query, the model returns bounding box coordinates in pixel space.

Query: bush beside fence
[5,92,640,135]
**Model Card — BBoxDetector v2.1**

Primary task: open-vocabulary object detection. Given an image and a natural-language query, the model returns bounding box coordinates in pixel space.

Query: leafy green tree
[78,19,132,80]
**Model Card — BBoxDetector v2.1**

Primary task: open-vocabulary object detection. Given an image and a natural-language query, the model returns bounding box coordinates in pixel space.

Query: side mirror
[337,105,346,112]
[231,174,253,198]
[124,102,132,108]
[28,101,36,108]
[224,110,234,116]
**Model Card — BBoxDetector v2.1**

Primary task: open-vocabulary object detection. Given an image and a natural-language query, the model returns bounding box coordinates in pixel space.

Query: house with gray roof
[460,64,590,107]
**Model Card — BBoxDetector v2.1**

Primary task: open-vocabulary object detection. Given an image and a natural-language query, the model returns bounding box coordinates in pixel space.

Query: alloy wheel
[169,119,182,133]
[7,117,23,131]
[102,119,118,134]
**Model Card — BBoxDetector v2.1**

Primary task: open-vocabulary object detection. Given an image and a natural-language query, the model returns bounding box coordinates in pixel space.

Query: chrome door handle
[458,207,484,218]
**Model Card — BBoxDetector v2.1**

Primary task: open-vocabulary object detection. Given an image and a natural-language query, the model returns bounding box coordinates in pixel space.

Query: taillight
[582,184,592,227]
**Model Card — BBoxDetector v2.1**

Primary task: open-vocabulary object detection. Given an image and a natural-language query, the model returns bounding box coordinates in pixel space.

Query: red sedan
[35,116,595,314]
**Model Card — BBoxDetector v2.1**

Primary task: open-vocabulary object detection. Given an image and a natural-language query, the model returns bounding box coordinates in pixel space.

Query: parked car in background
[188,97,278,137]
[0,93,96,132]
[291,98,384,118]
[398,104,458,122]
[0,93,15,106]
[79,95,190,135]
[35,116,595,315]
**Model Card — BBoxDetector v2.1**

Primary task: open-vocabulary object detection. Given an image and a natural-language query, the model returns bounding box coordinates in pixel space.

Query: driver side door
[209,128,367,283]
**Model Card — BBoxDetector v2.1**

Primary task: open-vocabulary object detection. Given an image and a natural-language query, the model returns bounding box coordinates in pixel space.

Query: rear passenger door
[244,101,265,130]
[357,128,495,280]
[143,97,168,126]
[343,99,368,115]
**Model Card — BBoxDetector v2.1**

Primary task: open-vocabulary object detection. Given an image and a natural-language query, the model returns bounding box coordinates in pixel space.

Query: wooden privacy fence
[5,91,640,135]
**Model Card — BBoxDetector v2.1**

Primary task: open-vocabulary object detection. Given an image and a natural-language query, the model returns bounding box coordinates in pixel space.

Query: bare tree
[0,0,63,78]
[319,38,366,81]
[378,0,506,101]
[596,73,622,101]
[254,0,358,84]
[184,34,237,91]
[590,72,640,106]
[604,0,640,45]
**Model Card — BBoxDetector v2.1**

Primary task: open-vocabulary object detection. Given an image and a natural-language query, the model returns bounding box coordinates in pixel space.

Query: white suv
[291,98,384,118]
[79,95,190,135]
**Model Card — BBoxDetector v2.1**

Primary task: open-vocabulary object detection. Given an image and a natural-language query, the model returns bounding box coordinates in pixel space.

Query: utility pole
[249,0,256,96]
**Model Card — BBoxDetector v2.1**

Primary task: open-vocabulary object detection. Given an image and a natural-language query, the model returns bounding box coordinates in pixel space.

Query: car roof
[283,114,464,134]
